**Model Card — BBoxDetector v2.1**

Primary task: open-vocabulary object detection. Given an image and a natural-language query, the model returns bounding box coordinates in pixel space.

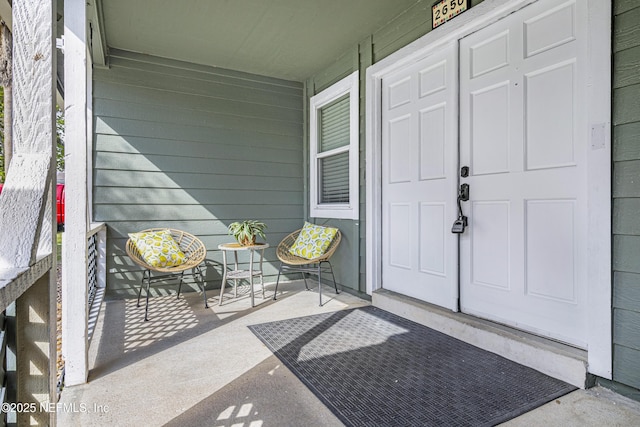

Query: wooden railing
[86,223,106,345]
[0,309,9,426]
[0,255,55,426]
[56,223,107,398]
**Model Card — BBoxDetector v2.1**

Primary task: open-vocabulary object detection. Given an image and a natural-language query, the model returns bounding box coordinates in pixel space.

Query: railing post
[97,225,107,291]
[62,0,90,387]
[87,224,106,345]
[15,275,52,425]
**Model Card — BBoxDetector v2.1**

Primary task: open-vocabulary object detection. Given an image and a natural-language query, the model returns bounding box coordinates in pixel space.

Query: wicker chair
[273,228,341,306]
[126,228,208,321]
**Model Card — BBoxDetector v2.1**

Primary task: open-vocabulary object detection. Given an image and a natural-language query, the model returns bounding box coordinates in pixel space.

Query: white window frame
[309,71,359,220]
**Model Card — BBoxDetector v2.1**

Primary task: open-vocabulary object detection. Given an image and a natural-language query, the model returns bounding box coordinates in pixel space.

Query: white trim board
[365,0,611,379]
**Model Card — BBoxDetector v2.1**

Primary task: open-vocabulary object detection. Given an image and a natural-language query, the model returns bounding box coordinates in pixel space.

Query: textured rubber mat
[248,306,576,426]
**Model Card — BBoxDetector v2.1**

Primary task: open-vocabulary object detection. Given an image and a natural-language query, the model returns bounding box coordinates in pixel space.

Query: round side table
[218,242,269,307]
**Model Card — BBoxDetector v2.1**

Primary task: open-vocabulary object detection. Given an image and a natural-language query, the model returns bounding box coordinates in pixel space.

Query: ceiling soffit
[100,0,421,81]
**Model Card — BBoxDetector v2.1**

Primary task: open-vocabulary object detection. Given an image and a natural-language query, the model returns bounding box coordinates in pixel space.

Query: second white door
[381,42,459,310]
[458,0,588,347]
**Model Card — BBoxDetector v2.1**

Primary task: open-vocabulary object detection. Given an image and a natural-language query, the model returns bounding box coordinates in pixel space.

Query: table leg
[233,251,239,298]
[260,248,265,299]
[219,250,228,306]
[249,249,255,307]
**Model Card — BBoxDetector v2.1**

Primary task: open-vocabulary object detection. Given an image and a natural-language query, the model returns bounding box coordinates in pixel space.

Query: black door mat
[248,306,576,426]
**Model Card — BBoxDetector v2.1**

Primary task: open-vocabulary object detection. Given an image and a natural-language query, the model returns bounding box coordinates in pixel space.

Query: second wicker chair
[273,228,341,306]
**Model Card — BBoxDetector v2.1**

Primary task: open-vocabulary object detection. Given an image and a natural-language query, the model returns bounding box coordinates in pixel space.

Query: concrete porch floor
[58,280,640,426]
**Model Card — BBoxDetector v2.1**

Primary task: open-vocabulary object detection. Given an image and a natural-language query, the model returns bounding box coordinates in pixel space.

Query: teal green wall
[613,0,640,393]
[305,0,486,295]
[94,50,304,298]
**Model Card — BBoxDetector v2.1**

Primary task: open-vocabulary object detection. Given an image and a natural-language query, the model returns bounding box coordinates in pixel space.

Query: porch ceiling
[101,0,421,81]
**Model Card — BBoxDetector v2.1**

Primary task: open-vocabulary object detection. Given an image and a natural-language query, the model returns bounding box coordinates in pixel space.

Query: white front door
[380,0,589,347]
[459,0,588,347]
[381,42,459,310]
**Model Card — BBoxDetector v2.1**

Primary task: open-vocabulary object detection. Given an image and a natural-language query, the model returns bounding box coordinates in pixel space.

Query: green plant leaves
[228,220,267,244]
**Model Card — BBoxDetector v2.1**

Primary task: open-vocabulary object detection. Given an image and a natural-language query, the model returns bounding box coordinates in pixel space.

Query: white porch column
[0,0,58,424]
[62,0,90,386]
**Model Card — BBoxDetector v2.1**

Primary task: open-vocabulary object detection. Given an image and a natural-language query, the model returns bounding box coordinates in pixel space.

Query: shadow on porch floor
[57,280,640,426]
[58,280,366,426]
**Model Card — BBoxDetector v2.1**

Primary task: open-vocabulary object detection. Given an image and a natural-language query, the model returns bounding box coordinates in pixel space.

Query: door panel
[470,201,511,290]
[381,42,458,310]
[459,0,587,347]
[525,199,576,302]
[388,203,412,269]
[525,61,576,169]
[471,83,510,175]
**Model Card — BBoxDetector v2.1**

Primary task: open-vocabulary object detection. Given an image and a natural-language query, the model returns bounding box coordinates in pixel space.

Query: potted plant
[228,220,267,246]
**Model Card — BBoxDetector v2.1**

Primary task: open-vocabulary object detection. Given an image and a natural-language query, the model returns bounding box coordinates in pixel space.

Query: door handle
[451,183,469,234]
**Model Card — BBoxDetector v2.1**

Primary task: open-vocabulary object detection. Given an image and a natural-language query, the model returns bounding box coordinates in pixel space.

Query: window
[309,71,359,219]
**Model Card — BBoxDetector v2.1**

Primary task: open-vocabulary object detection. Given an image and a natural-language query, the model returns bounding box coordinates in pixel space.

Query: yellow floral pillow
[289,222,338,260]
[128,229,186,268]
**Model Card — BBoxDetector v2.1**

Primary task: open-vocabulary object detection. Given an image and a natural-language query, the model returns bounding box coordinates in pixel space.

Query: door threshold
[372,289,588,388]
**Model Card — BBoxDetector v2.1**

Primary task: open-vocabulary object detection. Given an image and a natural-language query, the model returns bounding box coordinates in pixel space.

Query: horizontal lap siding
[613,1,640,390]
[94,50,303,299]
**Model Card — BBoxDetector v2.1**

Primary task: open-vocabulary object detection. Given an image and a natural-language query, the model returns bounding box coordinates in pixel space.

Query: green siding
[94,50,303,299]
[613,1,640,392]
[614,272,640,312]
[614,309,640,351]
[614,346,640,390]
[614,160,640,197]
[614,122,640,160]
[613,84,640,125]
[371,1,430,61]
[616,0,640,16]
[613,45,640,88]
[614,6,640,53]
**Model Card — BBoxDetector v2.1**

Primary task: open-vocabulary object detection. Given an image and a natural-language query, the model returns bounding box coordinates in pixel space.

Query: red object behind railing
[0,182,65,226]
[56,183,65,226]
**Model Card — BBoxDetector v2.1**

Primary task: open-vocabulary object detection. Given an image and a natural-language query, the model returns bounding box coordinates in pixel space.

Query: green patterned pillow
[128,229,186,268]
[289,222,338,260]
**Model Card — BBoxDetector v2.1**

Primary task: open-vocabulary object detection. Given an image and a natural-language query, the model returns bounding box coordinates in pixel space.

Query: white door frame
[365,0,611,378]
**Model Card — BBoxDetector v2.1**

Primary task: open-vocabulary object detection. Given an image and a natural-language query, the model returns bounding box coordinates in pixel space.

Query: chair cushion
[128,229,186,268]
[289,222,338,260]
